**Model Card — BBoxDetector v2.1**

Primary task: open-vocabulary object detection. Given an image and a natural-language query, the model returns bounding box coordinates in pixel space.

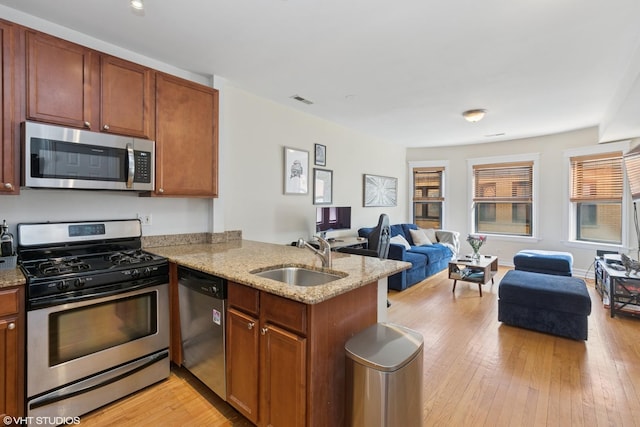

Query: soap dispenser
[0,220,14,257]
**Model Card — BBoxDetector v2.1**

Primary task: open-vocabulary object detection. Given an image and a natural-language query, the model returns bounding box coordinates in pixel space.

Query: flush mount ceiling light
[462,109,487,123]
[130,0,144,10]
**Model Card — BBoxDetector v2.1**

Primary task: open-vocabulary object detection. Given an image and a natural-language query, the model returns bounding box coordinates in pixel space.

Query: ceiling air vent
[290,95,314,105]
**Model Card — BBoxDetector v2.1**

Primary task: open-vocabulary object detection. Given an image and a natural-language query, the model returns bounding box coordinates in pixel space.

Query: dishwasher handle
[178,266,227,299]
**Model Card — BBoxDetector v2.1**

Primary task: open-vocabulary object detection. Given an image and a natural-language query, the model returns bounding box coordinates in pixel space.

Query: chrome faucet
[297,236,332,268]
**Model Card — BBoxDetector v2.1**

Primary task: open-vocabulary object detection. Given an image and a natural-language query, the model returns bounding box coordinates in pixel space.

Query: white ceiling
[2,0,640,148]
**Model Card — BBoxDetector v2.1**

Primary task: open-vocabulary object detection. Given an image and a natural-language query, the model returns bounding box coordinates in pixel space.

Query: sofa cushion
[423,228,438,243]
[514,250,573,276]
[409,228,433,246]
[400,224,418,243]
[390,235,411,250]
[403,250,428,269]
[389,224,407,239]
[408,243,452,264]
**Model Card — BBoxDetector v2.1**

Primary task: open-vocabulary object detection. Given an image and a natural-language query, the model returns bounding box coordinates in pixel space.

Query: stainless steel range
[17,219,170,420]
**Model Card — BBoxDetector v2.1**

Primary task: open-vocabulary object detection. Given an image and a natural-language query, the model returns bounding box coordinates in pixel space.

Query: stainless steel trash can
[345,322,424,427]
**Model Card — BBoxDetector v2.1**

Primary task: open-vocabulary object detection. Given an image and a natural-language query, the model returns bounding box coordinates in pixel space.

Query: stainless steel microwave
[22,121,155,191]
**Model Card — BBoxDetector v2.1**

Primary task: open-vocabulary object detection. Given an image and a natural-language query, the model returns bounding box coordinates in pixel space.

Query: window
[413,167,443,229]
[472,161,533,236]
[570,152,623,244]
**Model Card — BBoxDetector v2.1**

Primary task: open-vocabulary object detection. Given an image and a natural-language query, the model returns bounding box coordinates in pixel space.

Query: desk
[327,237,367,251]
[594,258,640,318]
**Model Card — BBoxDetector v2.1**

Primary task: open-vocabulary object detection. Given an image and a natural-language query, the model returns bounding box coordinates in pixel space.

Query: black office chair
[338,213,390,259]
[338,214,391,306]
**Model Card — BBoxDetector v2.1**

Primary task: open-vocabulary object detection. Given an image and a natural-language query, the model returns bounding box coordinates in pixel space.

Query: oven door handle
[126,143,135,188]
[28,350,168,410]
[28,278,167,310]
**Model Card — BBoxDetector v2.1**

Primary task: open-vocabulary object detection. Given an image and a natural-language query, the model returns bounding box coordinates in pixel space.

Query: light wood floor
[79,267,640,426]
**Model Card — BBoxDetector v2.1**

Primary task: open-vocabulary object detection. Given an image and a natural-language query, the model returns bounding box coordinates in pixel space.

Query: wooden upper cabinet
[155,73,218,197]
[0,20,18,194]
[26,31,155,139]
[26,30,98,130]
[100,55,155,139]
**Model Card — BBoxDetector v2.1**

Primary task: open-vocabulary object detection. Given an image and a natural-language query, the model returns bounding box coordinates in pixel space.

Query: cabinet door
[260,323,306,427]
[226,308,260,424]
[26,31,98,129]
[0,20,17,194]
[155,73,218,197]
[100,55,155,139]
[0,316,19,418]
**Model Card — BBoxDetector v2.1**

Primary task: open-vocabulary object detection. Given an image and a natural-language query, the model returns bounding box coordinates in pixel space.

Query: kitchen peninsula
[148,239,410,427]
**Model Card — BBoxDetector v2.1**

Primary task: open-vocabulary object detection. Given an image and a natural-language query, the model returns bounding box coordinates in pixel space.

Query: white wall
[407,127,638,275]
[221,84,407,244]
[1,189,212,234]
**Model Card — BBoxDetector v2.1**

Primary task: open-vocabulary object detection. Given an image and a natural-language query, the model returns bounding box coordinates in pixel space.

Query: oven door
[26,281,169,399]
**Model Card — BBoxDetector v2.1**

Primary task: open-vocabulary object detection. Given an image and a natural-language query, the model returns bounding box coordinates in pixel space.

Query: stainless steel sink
[251,266,346,286]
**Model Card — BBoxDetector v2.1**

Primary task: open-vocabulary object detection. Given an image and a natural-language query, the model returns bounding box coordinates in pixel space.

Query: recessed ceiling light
[130,0,144,10]
[462,109,487,123]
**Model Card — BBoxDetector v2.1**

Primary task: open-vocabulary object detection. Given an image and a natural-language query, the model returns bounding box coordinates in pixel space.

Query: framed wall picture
[314,143,326,166]
[313,168,333,205]
[284,147,309,194]
[364,174,398,207]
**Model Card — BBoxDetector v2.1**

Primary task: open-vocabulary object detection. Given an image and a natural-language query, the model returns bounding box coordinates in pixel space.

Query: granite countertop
[0,267,26,290]
[147,240,411,304]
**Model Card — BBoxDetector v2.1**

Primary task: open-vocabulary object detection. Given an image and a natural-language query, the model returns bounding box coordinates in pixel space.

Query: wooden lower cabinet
[0,287,24,420]
[226,307,261,424]
[226,281,377,426]
[260,323,306,427]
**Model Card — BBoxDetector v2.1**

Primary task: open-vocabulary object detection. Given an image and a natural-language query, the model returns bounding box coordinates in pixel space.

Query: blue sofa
[357,223,459,291]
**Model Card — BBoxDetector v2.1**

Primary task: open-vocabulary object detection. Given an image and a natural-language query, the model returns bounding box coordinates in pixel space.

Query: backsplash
[142,230,242,248]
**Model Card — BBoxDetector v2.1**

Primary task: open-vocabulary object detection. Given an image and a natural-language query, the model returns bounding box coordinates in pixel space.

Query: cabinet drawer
[261,292,307,336]
[0,287,19,317]
[228,282,259,316]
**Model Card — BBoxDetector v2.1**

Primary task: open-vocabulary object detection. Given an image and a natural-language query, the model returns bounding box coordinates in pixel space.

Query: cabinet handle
[260,327,269,335]
[158,188,164,194]
[247,321,255,330]
[2,183,13,190]
[103,124,110,130]
[84,121,91,128]
[8,323,15,330]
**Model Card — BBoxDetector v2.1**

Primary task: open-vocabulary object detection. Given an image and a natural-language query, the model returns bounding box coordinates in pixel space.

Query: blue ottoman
[513,250,573,276]
[498,270,591,340]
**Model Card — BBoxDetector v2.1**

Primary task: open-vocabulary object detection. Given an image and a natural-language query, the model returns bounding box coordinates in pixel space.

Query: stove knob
[75,278,86,288]
[57,281,69,291]
[131,269,140,279]
[143,267,152,277]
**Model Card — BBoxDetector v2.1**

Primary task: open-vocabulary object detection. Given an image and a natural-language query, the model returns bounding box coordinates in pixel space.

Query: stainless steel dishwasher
[178,266,228,400]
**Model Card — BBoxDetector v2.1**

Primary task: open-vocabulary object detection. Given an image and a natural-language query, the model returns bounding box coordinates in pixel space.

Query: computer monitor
[316,207,351,234]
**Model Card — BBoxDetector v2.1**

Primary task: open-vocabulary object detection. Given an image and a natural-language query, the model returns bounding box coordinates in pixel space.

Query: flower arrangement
[467,234,487,260]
